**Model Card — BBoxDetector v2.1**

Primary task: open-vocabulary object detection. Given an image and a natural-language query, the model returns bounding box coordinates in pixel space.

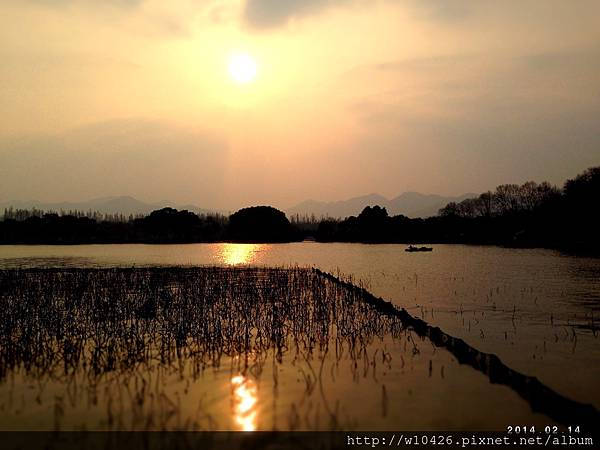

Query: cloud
[243,0,339,28]
[409,0,473,21]
[12,0,194,38]
[23,0,144,8]
[26,0,471,29]
[242,0,478,29]
[343,47,600,193]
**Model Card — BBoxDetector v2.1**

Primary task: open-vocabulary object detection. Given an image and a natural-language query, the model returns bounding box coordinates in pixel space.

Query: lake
[1,243,599,429]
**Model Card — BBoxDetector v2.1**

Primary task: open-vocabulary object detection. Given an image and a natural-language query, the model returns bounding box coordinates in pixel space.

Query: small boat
[405,245,433,252]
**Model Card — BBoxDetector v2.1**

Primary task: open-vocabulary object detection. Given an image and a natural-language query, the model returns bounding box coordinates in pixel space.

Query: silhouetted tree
[562,167,600,246]
[356,206,391,242]
[228,206,292,242]
[564,167,600,211]
[133,208,203,242]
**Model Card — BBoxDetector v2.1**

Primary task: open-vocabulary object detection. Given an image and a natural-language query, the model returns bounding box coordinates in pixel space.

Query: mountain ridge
[287,191,475,219]
[1,191,475,219]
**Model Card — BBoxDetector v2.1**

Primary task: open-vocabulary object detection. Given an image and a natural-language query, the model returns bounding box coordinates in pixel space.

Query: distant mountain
[287,192,475,219]
[1,192,475,220]
[0,196,216,217]
[387,192,476,218]
[287,194,389,220]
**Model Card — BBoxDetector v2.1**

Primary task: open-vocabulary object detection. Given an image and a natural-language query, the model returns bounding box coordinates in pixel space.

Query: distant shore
[1,166,598,253]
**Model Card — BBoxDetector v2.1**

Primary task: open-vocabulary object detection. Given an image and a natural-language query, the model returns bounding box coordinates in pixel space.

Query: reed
[0,267,402,386]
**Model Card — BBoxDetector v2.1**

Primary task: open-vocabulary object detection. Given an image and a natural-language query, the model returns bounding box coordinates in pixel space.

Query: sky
[0,0,599,211]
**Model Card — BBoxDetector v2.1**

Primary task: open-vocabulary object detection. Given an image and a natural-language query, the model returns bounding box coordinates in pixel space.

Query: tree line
[0,166,598,251]
[312,166,599,251]
[438,181,561,218]
[2,207,142,223]
[0,206,292,244]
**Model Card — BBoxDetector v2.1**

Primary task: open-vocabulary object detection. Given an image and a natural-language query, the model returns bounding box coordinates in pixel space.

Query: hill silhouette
[287,191,474,219]
[1,166,598,252]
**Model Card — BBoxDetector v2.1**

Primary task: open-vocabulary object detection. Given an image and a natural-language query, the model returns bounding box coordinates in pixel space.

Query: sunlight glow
[231,375,258,431]
[219,243,262,266]
[228,52,258,84]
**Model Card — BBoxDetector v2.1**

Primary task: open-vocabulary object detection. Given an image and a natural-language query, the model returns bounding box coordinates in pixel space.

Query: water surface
[1,243,599,410]
[1,267,554,431]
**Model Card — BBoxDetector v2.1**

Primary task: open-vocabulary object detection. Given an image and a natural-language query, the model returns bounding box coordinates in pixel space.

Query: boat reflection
[231,375,258,431]
[218,243,264,266]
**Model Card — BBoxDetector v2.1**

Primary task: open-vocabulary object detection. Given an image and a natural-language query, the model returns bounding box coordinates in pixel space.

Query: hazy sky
[1,0,599,210]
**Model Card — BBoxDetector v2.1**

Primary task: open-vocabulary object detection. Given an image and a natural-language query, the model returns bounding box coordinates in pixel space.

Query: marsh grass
[0,267,402,382]
[0,267,406,430]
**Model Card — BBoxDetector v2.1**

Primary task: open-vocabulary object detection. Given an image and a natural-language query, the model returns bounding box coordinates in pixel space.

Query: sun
[228,52,258,84]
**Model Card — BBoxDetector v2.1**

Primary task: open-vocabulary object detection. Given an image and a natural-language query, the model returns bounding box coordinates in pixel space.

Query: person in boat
[406,245,433,252]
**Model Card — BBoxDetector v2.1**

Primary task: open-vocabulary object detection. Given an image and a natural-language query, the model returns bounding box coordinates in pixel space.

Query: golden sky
[1,0,599,210]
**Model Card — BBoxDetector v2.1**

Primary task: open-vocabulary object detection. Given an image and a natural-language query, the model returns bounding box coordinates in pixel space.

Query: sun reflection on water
[219,243,263,266]
[231,375,258,431]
